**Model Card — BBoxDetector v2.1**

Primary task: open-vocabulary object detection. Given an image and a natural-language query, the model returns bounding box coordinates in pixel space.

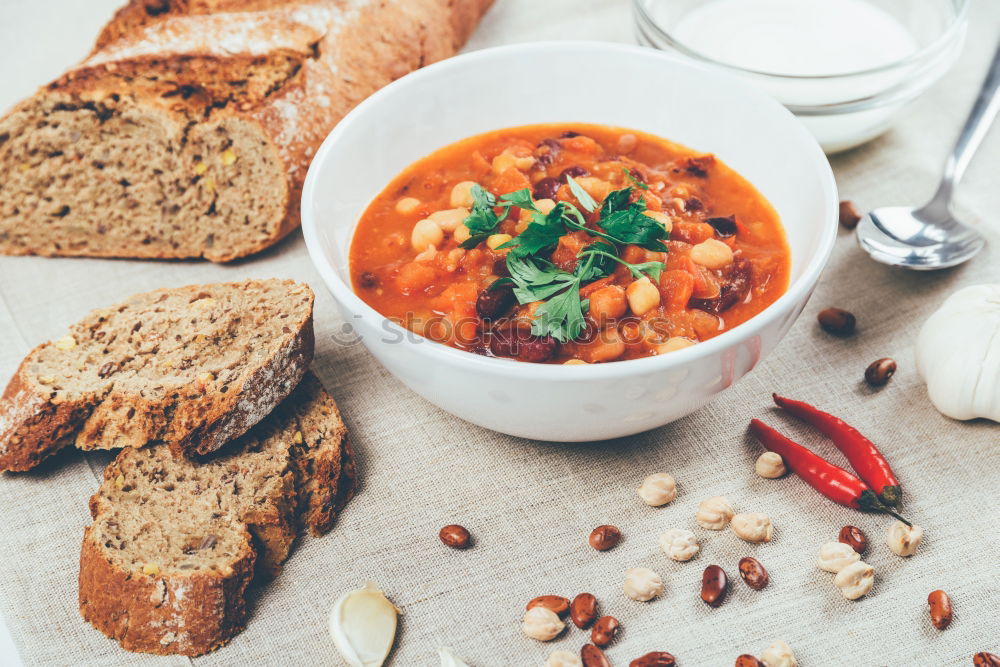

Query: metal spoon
[857,42,1000,270]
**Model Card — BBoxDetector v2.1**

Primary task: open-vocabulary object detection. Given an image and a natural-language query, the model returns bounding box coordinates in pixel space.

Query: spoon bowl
[857,204,986,269]
[856,40,999,270]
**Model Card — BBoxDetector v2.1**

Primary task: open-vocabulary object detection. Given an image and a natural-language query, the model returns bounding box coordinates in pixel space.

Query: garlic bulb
[916,285,1000,421]
[329,582,400,667]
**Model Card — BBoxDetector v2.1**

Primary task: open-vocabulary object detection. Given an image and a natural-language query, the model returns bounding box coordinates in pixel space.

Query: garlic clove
[916,284,1000,422]
[438,646,471,666]
[329,582,400,667]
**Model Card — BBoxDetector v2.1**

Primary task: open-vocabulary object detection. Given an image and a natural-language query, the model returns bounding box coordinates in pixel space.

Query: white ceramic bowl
[302,41,838,442]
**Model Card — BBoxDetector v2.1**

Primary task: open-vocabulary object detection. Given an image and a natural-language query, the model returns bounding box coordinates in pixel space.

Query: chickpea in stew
[350,124,790,364]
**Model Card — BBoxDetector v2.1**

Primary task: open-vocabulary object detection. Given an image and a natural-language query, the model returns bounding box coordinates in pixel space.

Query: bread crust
[0,279,314,472]
[0,0,495,261]
[79,525,256,656]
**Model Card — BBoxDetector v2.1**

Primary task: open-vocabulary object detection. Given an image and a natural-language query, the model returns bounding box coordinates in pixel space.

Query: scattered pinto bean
[533,176,561,201]
[570,592,599,629]
[928,590,953,630]
[839,200,862,229]
[817,307,856,336]
[438,524,471,549]
[591,615,620,647]
[700,565,729,607]
[559,165,588,182]
[475,283,516,320]
[865,357,897,387]
[589,525,622,551]
[706,215,738,238]
[630,651,677,666]
[735,655,765,667]
[488,325,557,363]
[527,595,570,617]
[738,557,769,590]
[975,653,1000,666]
[838,525,868,554]
[581,643,612,667]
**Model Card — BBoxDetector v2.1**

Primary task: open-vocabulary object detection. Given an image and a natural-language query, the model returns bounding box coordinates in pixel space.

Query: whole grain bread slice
[80,371,356,656]
[0,278,313,472]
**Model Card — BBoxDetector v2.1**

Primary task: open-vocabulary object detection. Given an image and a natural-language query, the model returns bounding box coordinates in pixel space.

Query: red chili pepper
[749,419,910,524]
[772,394,902,507]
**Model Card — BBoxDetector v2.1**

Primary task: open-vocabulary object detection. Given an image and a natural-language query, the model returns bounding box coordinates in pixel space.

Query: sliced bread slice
[80,371,356,656]
[0,278,313,472]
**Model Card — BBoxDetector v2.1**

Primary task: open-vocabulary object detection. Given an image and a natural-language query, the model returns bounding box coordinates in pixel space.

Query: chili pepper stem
[857,490,911,526]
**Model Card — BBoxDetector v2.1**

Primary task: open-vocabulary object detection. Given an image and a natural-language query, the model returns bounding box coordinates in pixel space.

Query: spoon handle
[934,41,1000,206]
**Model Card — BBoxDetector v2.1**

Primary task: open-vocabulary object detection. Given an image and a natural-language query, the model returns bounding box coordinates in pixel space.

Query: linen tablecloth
[1,1,999,665]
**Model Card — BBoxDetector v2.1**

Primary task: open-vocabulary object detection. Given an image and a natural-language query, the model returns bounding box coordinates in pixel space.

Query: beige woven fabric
[1,1,999,665]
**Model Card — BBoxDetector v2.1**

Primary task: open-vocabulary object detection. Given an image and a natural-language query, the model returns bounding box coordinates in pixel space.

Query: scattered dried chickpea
[395,196,421,215]
[834,560,875,600]
[695,496,735,530]
[886,521,923,557]
[643,209,673,234]
[449,181,478,208]
[760,640,798,667]
[522,606,565,641]
[427,207,469,232]
[637,472,677,506]
[545,650,583,667]
[690,238,734,269]
[731,512,773,543]
[816,541,860,573]
[657,337,695,354]
[659,528,700,561]
[626,276,660,316]
[411,219,443,251]
[623,567,664,601]
[755,452,786,479]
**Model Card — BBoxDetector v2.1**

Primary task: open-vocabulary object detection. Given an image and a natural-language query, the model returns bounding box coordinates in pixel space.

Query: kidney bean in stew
[350,123,790,363]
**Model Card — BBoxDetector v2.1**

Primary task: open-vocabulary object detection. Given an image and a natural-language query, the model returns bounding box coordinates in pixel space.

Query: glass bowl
[633,0,969,153]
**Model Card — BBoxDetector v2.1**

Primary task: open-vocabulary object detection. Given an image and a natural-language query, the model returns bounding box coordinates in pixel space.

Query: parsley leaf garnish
[459,185,538,249]
[566,175,598,212]
[503,250,615,343]
[594,187,669,251]
[577,246,665,283]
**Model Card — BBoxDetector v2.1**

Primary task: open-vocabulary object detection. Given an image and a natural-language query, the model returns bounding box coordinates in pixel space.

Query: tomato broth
[349,124,790,364]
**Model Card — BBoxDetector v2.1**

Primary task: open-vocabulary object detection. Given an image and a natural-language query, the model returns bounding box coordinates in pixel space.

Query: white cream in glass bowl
[301,42,838,442]
[634,0,969,152]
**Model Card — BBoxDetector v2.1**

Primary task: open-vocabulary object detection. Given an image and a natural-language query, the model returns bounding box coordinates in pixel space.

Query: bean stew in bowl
[350,124,791,364]
[302,41,836,441]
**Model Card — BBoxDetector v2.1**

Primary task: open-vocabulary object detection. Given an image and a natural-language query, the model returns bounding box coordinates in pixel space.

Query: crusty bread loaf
[0,0,494,261]
[0,278,313,472]
[80,371,356,656]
